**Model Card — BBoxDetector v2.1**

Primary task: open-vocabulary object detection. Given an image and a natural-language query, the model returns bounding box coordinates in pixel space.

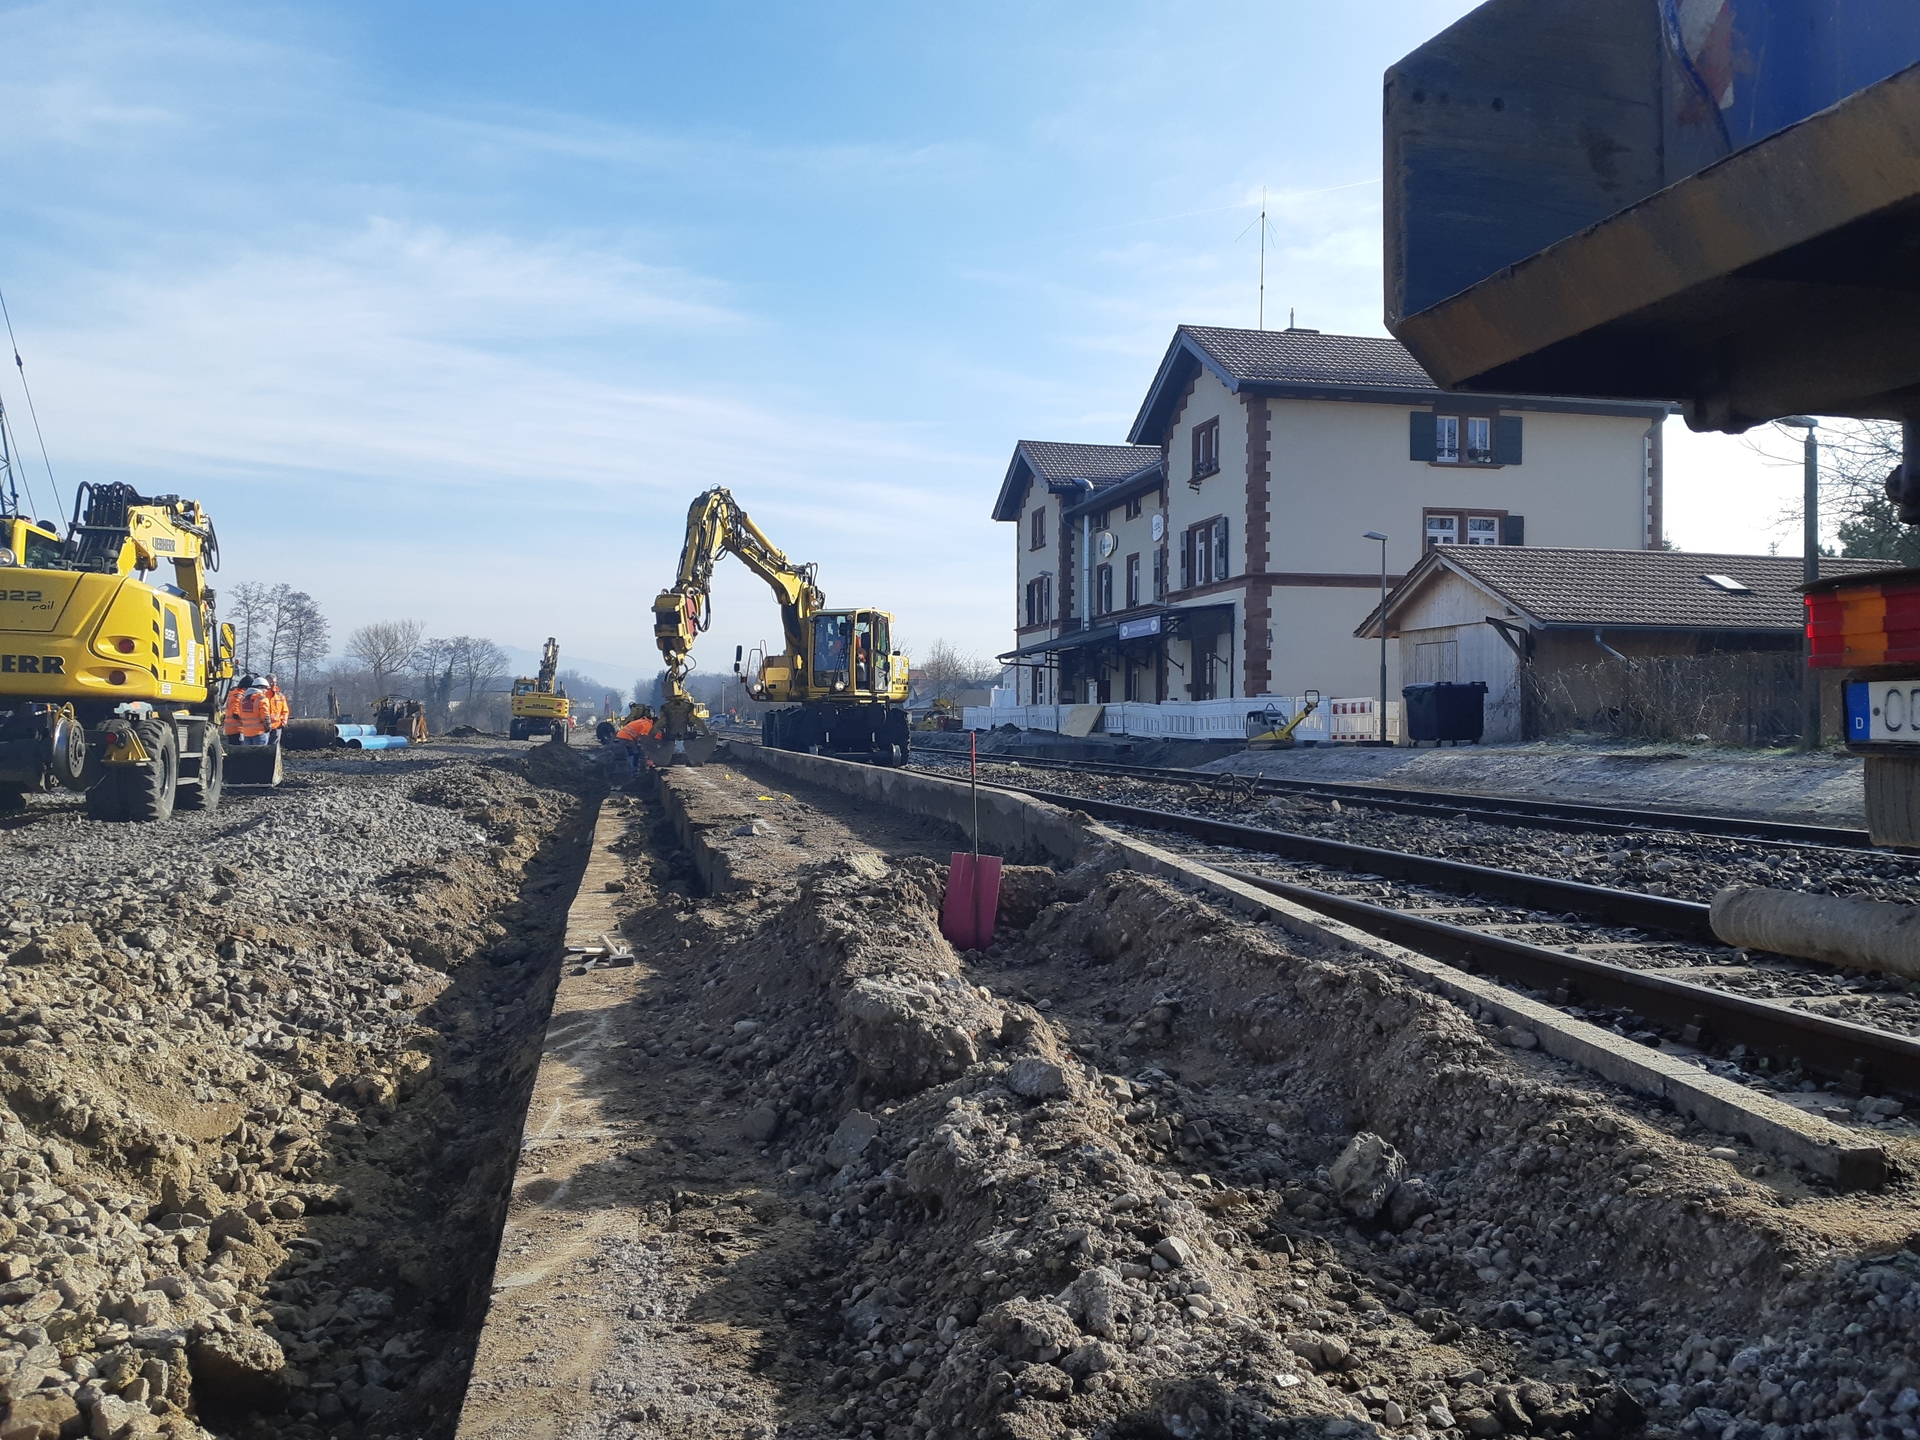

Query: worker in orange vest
[224,674,289,746]
[614,706,655,774]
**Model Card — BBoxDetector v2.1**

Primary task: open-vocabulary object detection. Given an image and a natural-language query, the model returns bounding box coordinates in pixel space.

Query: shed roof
[990,440,1162,522]
[1357,546,1897,637]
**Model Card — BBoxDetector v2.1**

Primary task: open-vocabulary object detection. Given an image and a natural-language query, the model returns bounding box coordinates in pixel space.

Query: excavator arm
[536,637,559,693]
[651,488,822,739]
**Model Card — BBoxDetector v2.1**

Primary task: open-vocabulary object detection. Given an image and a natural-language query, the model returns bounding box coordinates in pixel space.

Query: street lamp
[1364,531,1389,744]
[1779,417,1820,748]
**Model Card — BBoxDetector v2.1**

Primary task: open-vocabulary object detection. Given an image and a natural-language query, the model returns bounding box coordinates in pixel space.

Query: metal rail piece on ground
[1013,784,1715,941]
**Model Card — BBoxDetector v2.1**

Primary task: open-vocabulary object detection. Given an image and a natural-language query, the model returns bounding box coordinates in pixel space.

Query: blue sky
[0,0,1800,691]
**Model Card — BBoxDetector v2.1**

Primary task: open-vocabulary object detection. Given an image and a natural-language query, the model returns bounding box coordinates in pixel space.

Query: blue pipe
[345,735,410,750]
[333,724,378,739]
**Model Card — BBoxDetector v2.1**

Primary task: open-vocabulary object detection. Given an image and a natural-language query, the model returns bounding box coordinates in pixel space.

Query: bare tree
[1756,419,1919,563]
[281,592,330,716]
[345,619,422,697]
[452,636,509,713]
[413,636,459,727]
[226,582,274,672]
[912,637,997,702]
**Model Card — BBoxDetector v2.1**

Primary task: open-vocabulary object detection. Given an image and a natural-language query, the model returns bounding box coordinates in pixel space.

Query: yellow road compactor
[0,482,241,819]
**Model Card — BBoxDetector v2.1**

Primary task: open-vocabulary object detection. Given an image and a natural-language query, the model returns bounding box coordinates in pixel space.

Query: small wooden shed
[1357,547,1894,743]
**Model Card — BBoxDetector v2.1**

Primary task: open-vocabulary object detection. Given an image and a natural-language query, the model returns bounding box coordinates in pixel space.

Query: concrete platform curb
[731,744,1886,1189]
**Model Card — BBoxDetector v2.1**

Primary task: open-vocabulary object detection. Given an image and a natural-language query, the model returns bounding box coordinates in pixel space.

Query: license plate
[1847,680,1920,743]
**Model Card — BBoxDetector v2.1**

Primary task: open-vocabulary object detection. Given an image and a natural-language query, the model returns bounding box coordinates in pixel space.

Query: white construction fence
[960,695,1402,745]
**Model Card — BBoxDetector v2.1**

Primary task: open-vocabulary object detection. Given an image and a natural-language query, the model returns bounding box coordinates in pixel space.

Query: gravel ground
[917,735,1868,827]
[906,759,1920,1140]
[0,736,597,1440]
[495,762,1920,1440]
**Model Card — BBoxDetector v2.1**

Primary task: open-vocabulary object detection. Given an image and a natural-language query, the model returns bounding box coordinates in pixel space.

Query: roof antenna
[1289,307,1295,330]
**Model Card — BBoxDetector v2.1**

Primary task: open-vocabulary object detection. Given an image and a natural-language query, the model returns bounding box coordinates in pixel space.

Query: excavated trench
[455,757,1920,1440]
[0,738,600,1440]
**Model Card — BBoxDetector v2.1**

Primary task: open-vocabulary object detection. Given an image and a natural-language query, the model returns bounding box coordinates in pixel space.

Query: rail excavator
[508,637,571,741]
[0,482,250,820]
[652,487,910,766]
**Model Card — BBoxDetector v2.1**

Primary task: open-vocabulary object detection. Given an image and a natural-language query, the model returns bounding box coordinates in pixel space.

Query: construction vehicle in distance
[914,698,963,733]
[508,638,570,741]
[652,487,911,765]
[374,695,428,743]
[0,481,241,820]
[1246,691,1320,750]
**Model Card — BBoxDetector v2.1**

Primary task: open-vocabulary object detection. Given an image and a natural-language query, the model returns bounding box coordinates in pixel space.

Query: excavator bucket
[682,732,721,767]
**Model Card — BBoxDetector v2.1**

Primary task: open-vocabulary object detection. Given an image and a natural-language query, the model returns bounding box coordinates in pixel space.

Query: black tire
[550,721,567,742]
[178,730,224,812]
[508,718,525,741]
[121,720,179,822]
[0,788,24,814]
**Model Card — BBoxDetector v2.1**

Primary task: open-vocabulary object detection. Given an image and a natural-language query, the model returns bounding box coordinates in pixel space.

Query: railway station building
[991,325,1671,711]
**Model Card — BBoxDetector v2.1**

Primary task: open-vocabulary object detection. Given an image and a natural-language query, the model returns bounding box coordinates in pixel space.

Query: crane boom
[652,488,821,725]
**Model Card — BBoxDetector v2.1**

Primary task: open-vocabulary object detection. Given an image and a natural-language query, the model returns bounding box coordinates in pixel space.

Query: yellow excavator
[652,488,911,765]
[0,482,240,819]
[508,637,571,741]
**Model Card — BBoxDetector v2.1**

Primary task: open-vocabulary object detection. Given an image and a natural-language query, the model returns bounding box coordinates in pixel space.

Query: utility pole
[1365,531,1389,743]
[1780,417,1820,748]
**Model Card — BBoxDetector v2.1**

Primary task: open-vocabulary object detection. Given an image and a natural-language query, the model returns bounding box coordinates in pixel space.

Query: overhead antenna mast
[0,282,58,515]
[1259,186,1267,330]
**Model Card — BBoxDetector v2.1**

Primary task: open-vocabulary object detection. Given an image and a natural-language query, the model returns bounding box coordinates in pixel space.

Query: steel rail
[914,750,1876,850]
[1217,866,1920,1096]
[1015,784,1716,941]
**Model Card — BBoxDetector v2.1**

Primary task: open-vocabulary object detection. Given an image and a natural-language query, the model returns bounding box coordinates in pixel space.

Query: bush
[1520,653,1803,746]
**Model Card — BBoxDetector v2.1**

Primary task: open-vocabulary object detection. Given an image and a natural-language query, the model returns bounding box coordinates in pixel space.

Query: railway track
[910,747,1874,851]
[919,764,1920,1104]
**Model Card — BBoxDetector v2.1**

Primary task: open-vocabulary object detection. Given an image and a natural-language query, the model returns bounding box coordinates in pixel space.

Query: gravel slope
[0,738,596,1440]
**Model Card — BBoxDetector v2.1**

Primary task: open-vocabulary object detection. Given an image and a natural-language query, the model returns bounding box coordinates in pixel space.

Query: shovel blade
[941,852,1003,951]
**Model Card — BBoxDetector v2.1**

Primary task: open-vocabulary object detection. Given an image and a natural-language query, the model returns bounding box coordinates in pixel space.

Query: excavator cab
[0,517,63,570]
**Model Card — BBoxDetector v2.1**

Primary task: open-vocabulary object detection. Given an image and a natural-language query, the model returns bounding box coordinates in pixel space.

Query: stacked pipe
[346,734,409,751]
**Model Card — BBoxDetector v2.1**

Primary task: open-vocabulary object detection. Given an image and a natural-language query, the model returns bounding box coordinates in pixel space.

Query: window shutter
[1496,415,1523,464]
[1214,518,1230,579]
[1409,411,1436,462]
[1180,532,1192,590]
[1501,515,1524,546]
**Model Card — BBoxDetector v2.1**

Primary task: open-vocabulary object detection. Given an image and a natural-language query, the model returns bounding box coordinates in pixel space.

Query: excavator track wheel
[178,731,224,813]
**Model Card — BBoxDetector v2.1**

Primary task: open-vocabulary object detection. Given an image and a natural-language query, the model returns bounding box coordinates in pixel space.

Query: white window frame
[1465,416,1492,464]
[1435,415,1460,464]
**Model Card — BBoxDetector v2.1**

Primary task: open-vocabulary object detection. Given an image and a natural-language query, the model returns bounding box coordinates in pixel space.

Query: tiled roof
[1181,326,1440,391]
[1128,323,1670,444]
[1388,546,1896,632]
[992,440,1162,521]
[1017,441,1162,485]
